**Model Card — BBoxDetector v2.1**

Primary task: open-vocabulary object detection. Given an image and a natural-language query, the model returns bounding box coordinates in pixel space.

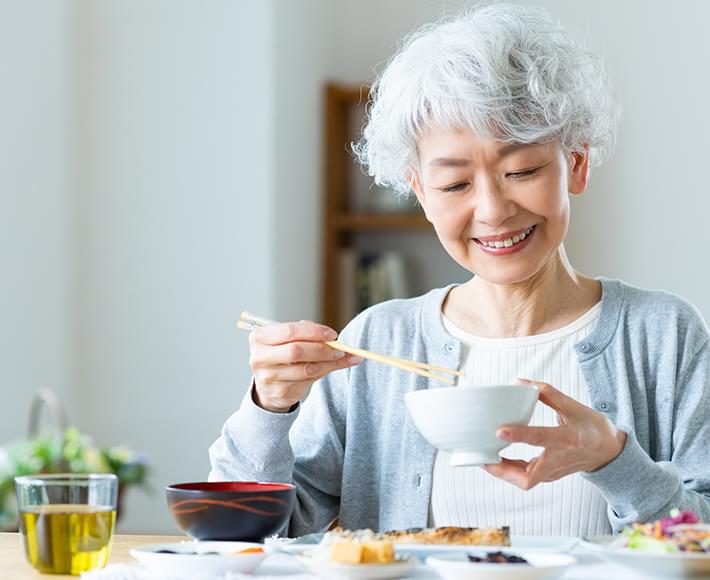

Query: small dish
[129,541,267,575]
[426,551,575,580]
[296,551,417,579]
[581,535,710,578]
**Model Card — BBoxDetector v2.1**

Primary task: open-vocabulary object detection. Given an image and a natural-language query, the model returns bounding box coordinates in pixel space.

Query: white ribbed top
[430,302,612,537]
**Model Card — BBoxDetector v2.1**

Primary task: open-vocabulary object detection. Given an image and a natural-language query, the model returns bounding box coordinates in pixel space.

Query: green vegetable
[625,530,677,554]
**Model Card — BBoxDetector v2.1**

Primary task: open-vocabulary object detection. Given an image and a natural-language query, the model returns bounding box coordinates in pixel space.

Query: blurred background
[1,0,709,533]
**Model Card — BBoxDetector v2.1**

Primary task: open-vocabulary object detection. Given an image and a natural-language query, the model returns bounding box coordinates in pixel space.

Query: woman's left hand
[483,379,627,490]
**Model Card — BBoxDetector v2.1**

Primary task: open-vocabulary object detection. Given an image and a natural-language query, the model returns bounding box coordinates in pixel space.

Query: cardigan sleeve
[208,372,349,537]
[583,337,710,531]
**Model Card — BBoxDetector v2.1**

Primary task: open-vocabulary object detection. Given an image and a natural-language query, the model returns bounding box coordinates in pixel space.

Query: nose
[471,182,517,227]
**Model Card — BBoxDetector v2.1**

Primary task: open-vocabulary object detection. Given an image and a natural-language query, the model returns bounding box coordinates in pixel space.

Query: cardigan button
[444,343,454,353]
[579,344,590,353]
[415,474,422,487]
[599,402,609,411]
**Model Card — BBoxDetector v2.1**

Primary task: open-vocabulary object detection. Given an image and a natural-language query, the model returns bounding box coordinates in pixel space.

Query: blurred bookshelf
[321,83,435,330]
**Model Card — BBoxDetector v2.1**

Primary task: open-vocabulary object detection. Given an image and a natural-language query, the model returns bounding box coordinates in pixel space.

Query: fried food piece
[382,526,510,546]
[329,539,394,564]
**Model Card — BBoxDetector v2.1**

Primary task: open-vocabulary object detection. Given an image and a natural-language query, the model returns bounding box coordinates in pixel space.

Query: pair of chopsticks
[237,311,463,385]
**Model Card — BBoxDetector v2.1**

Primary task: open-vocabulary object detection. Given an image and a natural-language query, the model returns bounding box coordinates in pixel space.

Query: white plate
[129,541,268,575]
[279,534,578,557]
[395,535,578,558]
[296,552,417,579]
[581,535,710,578]
[426,551,576,580]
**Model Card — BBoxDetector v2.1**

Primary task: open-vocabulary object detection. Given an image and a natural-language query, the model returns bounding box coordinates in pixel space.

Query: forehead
[416,126,552,166]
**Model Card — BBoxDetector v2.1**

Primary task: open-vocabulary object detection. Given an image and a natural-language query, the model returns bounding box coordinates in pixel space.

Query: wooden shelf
[321,83,435,329]
[333,212,431,231]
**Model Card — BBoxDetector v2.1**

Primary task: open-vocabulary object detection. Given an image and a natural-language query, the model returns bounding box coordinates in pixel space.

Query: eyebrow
[426,142,542,167]
[427,157,470,167]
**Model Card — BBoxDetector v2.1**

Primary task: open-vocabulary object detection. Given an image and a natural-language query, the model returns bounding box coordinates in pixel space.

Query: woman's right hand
[249,320,362,413]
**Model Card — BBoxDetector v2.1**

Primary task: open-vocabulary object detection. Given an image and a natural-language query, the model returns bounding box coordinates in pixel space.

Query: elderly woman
[209,4,710,537]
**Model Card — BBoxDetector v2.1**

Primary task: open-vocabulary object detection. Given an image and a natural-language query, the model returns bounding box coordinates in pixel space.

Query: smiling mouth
[473,225,536,249]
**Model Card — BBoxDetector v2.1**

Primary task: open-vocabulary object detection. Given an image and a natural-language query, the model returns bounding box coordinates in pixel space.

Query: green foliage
[0,427,149,529]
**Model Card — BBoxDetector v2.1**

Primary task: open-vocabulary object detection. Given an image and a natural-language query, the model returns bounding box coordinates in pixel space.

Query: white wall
[0,1,76,442]
[556,1,710,315]
[272,0,337,321]
[73,0,277,533]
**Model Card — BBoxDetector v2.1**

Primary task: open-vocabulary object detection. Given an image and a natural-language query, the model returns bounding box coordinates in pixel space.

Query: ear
[409,170,434,223]
[568,150,589,196]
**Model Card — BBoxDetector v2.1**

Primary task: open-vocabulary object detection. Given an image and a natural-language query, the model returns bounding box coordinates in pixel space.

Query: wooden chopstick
[238,312,459,385]
[240,312,463,377]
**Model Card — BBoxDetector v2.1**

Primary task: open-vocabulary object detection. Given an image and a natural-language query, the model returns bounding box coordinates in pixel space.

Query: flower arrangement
[0,426,149,530]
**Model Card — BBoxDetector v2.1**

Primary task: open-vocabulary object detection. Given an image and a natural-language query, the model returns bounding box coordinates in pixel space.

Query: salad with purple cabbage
[612,510,710,554]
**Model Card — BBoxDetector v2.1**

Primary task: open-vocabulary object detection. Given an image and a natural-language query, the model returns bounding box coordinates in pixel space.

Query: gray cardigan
[209,278,710,535]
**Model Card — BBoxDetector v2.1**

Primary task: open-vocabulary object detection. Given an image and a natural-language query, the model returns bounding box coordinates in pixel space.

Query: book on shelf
[336,249,410,329]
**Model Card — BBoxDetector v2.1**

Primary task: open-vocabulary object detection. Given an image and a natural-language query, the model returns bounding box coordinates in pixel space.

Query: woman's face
[411,126,588,286]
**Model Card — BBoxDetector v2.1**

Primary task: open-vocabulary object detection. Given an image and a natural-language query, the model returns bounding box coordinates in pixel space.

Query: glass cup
[15,473,118,575]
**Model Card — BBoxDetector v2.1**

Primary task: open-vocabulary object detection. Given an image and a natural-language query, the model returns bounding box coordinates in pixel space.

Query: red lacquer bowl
[165,481,296,541]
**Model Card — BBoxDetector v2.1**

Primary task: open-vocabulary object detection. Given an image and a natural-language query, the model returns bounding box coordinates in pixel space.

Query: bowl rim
[405,383,538,398]
[166,481,296,493]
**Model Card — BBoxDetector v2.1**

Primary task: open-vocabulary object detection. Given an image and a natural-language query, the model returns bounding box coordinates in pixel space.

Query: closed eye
[506,167,540,179]
[438,182,468,193]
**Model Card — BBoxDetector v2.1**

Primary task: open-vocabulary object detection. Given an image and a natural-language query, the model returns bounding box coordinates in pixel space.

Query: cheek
[523,177,570,218]
[427,201,470,236]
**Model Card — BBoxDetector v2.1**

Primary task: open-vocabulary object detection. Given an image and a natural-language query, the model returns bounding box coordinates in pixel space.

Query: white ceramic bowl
[405,384,538,466]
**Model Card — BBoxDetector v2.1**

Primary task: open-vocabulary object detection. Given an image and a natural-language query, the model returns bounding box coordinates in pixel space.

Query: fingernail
[497,429,511,440]
[323,328,337,339]
[517,378,531,384]
[332,351,345,359]
[350,356,363,364]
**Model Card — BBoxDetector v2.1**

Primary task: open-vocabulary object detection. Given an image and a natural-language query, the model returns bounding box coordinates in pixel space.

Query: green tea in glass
[15,473,118,575]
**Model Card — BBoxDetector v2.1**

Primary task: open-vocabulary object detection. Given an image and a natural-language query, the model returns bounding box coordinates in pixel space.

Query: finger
[256,355,362,383]
[251,341,346,367]
[497,424,560,447]
[485,458,540,490]
[518,378,580,418]
[484,458,529,475]
[484,458,539,490]
[251,320,337,346]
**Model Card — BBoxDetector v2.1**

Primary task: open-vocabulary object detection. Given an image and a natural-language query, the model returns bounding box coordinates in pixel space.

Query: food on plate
[330,539,394,564]
[231,547,265,555]
[382,525,511,546]
[612,510,710,553]
[153,546,264,556]
[467,550,529,564]
[310,525,511,566]
[318,528,396,564]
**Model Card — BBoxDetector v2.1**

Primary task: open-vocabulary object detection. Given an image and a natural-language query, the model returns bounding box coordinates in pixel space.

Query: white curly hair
[353,3,620,196]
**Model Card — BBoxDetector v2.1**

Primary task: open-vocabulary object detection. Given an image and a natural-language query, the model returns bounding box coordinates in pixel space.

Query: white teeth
[479,226,534,248]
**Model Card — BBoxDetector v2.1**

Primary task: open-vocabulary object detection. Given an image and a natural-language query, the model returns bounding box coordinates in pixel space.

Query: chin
[468,264,544,287]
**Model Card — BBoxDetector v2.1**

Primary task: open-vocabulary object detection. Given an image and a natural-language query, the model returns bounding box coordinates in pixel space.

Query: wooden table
[0,533,184,579]
[0,531,665,579]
